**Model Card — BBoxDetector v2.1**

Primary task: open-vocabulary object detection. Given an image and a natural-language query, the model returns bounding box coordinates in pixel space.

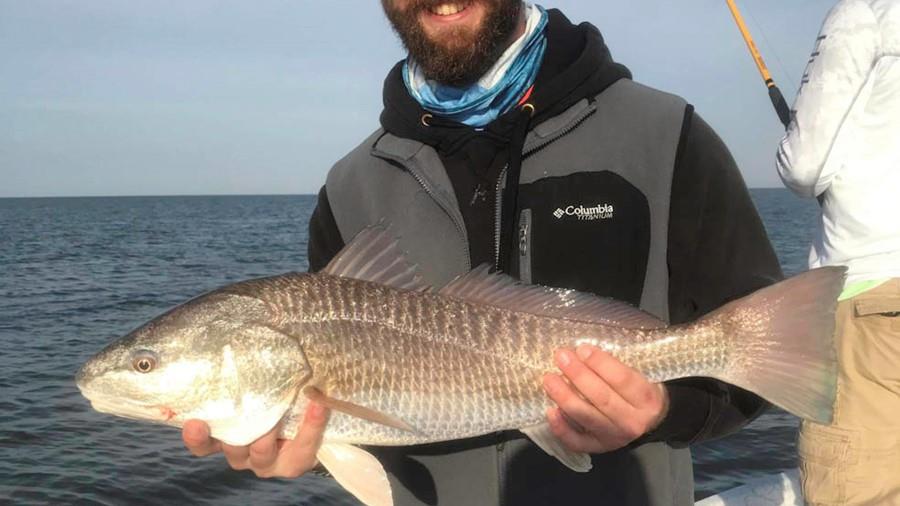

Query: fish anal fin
[304,386,417,434]
[440,264,666,328]
[323,222,431,292]
[521,423,592,472]
[317,443,393,506]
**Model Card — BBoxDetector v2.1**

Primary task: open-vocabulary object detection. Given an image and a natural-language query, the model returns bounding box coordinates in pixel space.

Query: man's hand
[543,345,669,453]
[181,402,330,479]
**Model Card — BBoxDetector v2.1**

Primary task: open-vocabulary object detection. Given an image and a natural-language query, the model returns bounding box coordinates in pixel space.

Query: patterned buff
[404,3,548,127]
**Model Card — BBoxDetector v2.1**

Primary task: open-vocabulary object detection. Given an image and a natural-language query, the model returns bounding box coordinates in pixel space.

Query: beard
[382,0,522,86]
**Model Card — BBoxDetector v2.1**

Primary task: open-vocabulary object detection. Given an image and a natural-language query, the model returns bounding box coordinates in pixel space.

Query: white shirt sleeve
[776,0,881,198]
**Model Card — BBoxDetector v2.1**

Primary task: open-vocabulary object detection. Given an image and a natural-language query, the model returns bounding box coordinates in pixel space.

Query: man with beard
[183,1,782,505]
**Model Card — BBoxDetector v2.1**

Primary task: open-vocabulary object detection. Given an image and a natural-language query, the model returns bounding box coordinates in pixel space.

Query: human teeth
[430,3,465,16]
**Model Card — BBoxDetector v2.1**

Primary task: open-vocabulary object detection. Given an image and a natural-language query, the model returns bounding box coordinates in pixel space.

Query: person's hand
[181,402,330,478]
[543,345,669,453]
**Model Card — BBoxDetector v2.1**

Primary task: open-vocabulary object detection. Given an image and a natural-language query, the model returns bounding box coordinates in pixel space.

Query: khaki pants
[799,278,900,505]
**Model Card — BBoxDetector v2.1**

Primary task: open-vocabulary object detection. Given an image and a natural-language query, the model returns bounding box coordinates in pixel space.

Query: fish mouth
[84,394,169,423]
[76,379,169,423]
[74,364,90,391]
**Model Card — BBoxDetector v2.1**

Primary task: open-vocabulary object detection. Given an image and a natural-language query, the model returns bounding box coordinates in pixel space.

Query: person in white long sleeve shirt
[777,1,900,504]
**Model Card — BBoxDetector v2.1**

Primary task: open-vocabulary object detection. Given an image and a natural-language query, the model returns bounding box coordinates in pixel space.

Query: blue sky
[1,1,836,197]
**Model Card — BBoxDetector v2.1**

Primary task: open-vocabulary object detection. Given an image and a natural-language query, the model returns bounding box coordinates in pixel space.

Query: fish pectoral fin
[304,386,417,434]
[317,443,393,506]
[521,423,592,472]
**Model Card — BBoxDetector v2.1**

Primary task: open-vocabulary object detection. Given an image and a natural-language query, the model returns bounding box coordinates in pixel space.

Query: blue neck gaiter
[403,3,548,127]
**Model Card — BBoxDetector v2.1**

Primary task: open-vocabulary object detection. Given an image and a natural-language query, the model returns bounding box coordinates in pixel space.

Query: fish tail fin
[710,266,846,423]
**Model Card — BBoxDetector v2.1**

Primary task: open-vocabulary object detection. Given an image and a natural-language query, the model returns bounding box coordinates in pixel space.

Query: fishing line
[724,0,792,128]
[744,1,799,91]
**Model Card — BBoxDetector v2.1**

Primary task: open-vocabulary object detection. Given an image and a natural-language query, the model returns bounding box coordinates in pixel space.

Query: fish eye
[132,351,158,373]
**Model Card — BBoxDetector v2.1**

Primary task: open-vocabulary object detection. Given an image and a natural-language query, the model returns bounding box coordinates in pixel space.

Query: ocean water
[0,190,821,505]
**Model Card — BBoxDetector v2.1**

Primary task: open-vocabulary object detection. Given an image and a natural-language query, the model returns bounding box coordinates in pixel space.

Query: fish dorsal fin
[439,265,667,328]
[304,386,418,434]
[317,443,393,506]
[323,223,431,292]
[521,423,592,472]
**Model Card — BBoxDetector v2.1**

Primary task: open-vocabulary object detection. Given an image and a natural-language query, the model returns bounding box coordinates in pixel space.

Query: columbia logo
[553,203,615,221]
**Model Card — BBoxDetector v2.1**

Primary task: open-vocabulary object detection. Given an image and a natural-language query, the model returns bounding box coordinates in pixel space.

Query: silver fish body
[77,225,844,506]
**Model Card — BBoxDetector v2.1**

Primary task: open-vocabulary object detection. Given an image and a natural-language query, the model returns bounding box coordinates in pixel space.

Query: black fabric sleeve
[307,185,345,273]
[645,109,783,447]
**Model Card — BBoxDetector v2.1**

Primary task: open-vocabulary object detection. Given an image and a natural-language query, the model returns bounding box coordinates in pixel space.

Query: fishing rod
[725,0,792,129]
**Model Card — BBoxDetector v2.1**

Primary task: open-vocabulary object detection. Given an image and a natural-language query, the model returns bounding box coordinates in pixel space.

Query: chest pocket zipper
[518,209,532,284]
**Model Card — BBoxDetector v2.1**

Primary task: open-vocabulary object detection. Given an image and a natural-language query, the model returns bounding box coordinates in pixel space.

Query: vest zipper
[405,168,472,271]
[493,164,508,270]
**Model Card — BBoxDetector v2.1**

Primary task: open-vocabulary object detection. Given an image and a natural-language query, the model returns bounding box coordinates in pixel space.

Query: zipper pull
[519,222,528,257]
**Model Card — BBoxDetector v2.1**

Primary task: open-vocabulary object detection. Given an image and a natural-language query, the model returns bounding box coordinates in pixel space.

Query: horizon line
[0,192,317,199]
[0,187,788,199]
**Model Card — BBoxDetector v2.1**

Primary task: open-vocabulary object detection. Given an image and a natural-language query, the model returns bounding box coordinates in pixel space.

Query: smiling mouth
[427,1,473,17]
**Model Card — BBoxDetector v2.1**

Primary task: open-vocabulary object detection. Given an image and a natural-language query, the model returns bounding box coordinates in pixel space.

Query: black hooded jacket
[308,8,780,453]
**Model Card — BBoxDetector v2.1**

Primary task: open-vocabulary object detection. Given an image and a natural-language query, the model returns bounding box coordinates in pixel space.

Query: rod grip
[768,85,792,129]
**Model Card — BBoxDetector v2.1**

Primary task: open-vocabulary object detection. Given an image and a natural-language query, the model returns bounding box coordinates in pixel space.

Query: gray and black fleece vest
[325,79,692,506]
